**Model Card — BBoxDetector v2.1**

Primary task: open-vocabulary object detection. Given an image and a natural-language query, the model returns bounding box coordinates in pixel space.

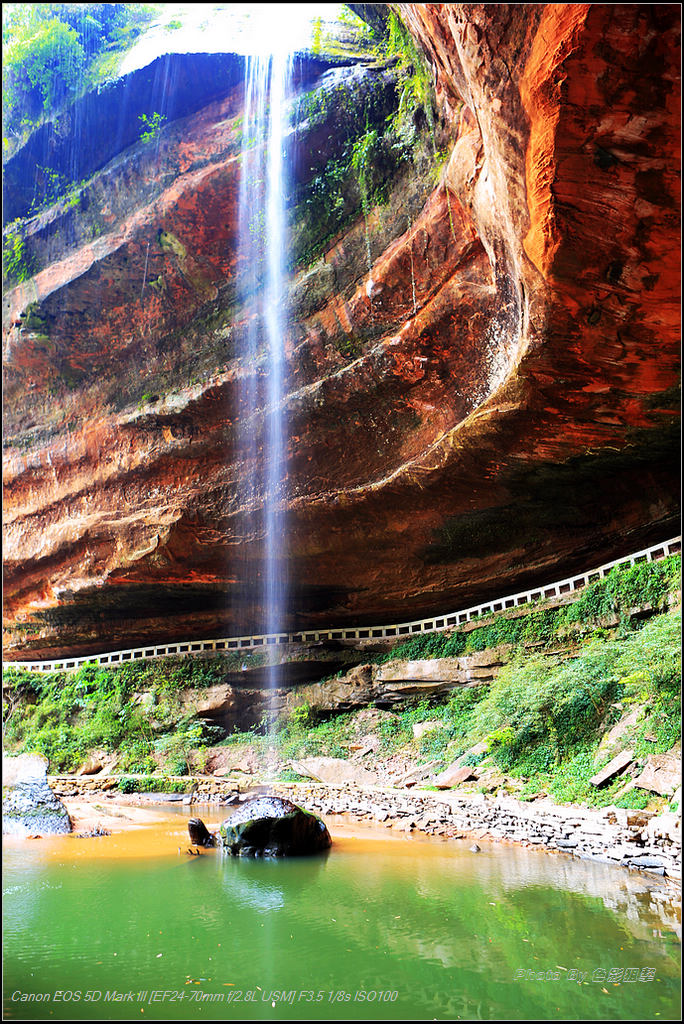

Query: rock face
[2,754,72,836]
[218,795,332,857]
[2,6,680,659]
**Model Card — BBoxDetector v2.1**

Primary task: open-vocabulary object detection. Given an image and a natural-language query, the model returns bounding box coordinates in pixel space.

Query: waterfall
[237,49,293,710]
[263,51,291,648]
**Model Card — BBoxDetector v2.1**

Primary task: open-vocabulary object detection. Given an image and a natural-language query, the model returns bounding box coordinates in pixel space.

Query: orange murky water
[2,801,463,862]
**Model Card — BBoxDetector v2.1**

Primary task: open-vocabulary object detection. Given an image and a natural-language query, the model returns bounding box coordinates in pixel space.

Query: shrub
[118,776,187,795]
[138,111,166,144]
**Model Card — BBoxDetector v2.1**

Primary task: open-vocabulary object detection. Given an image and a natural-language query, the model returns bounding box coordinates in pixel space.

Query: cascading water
[262,51,291,653]
[236,44,294,741]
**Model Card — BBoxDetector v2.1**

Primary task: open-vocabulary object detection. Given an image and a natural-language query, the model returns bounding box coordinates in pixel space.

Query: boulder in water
[3,754,72,837]
[188,816,217,847]
[218,795,331,857]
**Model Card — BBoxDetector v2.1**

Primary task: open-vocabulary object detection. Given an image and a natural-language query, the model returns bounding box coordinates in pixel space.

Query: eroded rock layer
[2,5,680,658]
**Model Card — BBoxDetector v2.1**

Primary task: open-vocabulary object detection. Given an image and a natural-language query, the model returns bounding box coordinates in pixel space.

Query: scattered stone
[596,710,640,761]
[395,760,441,788]
[287,757,377,787]
[629,855,665,869]
[347,735,379,756]
[77,754,105,776]
[647,813,681,845]
[182,782,199,805]
[432,763,479,789]
[470,843,481,853]
[412,720,443,740]
[453,741,488,767]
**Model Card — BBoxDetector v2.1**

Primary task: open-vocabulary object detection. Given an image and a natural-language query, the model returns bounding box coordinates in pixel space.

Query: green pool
[3,810,680,1020]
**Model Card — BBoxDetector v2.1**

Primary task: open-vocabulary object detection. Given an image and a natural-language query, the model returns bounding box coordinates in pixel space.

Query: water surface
[3,810,680,1020]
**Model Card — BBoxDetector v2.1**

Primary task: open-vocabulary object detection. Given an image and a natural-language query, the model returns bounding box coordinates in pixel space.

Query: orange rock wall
[2,5,680,658]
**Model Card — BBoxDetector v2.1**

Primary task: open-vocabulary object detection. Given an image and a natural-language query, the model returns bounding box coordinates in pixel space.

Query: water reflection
[3,819,680,1021]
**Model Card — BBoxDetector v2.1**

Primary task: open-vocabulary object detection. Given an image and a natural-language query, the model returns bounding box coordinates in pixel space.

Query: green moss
[334,334,364,359]
[2,229,33,285]
[289,53,436,270]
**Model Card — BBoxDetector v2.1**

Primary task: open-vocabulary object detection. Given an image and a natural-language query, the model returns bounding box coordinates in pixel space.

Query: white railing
[4,536,680,675]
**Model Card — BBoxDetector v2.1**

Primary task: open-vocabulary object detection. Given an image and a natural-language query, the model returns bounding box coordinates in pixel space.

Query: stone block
[589,749,634,787]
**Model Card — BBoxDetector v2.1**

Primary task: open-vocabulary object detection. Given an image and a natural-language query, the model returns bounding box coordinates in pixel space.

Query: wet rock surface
[3,755,72,837]
[188,816,216,847]
[218,795,332,857]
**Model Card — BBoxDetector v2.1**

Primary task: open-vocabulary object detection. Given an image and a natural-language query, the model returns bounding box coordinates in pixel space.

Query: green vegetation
[2,655,239,774]
[308,5,376,60]
[291,73,399,269]
[2,228,33,285]
[384,11,436,150]
[377,555,681,664]
[259,606,681,809]
[138,110,166,144]
[118,775,186,794]
[216,556,680,807]
[290,7,442,271]
[351,127,380,219]
[2,3,159,151]
[3,552,680,813]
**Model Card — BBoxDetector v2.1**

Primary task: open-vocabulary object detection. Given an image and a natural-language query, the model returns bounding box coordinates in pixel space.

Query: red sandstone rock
[2,5,680,658]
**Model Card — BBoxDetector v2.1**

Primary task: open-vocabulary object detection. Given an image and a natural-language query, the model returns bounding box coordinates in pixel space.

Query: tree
[3,14,86,133]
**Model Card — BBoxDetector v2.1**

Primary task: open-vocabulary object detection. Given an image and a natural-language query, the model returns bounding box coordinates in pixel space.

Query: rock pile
[272,783,681,879]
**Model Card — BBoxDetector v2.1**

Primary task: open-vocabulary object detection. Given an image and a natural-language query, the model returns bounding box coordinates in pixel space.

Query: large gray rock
[288,757,378,787]
[218,796,331,857]
[3,754,72,836]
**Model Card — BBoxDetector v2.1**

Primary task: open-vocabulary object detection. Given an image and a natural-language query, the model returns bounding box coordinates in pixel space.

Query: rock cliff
[2,4,680,659]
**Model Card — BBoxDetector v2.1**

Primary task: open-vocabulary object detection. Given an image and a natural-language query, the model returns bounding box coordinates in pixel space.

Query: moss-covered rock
[218,795,331,857]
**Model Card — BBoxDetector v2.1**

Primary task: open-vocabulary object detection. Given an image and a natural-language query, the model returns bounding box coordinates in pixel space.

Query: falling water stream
[236,23,301,750]
[261,50,291,658]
